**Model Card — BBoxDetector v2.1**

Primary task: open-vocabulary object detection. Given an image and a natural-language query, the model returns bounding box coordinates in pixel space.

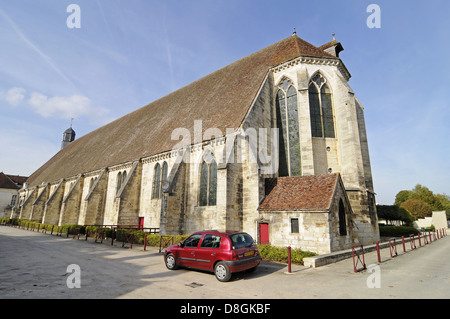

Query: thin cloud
[0,7,75,89]
[28,91,109,121]
[4,87,26,106]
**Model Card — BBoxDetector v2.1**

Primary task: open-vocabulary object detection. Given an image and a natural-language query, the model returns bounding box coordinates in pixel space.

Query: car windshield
[229,233,254,249]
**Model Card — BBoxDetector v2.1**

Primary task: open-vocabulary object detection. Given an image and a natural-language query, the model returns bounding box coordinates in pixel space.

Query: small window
[291,218,299,233]
[183,234,203,248]
[200,234,222,248]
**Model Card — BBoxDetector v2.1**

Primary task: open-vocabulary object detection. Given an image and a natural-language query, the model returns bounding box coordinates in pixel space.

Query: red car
[164,230,261,282]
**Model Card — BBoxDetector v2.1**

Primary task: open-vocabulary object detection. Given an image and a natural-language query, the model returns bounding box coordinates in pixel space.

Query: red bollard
[418,233,422,247]
[376,241,381,263]
[429,232,432,243]
[287,246,292,273]
[144,234,147,251]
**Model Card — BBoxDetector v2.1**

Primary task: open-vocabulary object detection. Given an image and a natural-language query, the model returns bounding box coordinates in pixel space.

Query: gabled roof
[0,172,21,190]
[258,174,340,211]
[7,174,28,186]
[27,35,338,187]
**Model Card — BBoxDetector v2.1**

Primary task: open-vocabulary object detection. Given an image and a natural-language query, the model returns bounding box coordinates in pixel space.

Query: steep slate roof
[27,35,338,187]
[258,174,340,211]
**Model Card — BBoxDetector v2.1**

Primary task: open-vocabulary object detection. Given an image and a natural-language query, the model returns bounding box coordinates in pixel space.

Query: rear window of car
[229,233,254,249]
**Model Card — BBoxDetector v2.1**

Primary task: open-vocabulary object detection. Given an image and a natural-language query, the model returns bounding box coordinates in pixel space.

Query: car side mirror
[178,242,184,248]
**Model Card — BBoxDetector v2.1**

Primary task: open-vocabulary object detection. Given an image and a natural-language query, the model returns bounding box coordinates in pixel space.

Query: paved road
[1,225,450,299]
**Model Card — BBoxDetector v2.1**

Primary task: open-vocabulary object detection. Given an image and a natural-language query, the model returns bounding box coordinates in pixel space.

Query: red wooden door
[139,217,144,230]
[259,223,269,245]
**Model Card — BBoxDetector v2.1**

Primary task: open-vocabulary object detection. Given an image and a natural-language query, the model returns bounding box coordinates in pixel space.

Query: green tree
[394,190,412,207]
[400,199,432,220]
[394,184,445,212]
[410,184,443,211]
[435,194,450,219]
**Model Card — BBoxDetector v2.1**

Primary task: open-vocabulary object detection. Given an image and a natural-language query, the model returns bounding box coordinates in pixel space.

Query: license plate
[244,250,254,257]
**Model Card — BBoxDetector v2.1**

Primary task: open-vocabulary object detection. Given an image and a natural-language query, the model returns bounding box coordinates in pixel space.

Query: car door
[194,234,222,270]
[177,233,203,267]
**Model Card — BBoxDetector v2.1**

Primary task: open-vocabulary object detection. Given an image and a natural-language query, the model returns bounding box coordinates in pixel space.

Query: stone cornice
[271,56,351,81]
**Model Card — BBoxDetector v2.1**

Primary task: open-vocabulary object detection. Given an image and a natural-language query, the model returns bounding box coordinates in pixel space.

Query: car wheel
[214,261,231,282]
[165,253,178,270]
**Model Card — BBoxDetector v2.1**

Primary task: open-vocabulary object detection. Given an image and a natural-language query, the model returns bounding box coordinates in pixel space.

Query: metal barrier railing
[352,245,367,273]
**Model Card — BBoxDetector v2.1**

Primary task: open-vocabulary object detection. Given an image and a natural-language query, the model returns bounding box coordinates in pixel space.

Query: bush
[377,205,413,226]
[379,225,420,237]
[257,245,316,265]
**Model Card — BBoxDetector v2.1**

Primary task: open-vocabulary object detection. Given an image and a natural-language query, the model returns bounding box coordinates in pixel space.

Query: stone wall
[259,210,332,254]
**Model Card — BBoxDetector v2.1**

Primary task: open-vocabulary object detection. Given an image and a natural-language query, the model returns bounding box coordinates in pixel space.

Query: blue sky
[0,0,449,205]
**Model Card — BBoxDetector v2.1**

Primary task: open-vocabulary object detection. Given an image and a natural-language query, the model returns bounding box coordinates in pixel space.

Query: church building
[15,33,379,254]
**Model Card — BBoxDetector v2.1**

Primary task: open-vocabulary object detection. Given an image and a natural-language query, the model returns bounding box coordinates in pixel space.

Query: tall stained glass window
[309,73,335,138]
[153,161,168,199]
[199,152,217,206]
[276,78,301,176]
[152,163,161,199]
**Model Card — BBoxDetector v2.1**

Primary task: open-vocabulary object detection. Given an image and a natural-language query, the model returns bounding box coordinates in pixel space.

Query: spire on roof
[332,32,336,41]
[293,27,297,36]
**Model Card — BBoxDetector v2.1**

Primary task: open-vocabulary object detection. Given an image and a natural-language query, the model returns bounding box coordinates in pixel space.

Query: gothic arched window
[116,171,127,195]
[309,73,335,138]
[152,162,168,199]
[276,78,301,177]
[152,163,161,199]
[161,162,168,191]
[116,172,122,194]
[338,199,347,236]
[199,152,217,206]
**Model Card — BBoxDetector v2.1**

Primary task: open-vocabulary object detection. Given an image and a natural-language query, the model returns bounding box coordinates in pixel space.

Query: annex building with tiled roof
[14,33,379,254]
[1,172,27,218]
